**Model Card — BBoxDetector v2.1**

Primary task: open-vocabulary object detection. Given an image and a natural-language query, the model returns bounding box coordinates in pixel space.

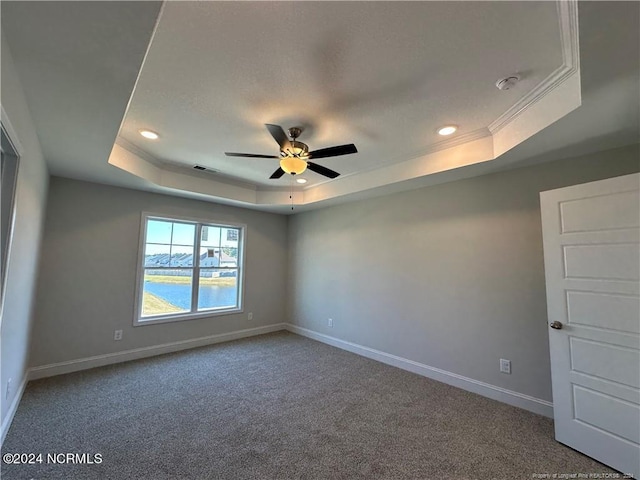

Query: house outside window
[134,214,244,325]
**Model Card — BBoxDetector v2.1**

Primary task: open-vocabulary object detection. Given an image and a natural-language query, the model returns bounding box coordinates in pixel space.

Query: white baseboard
[1,373,28,447]
[29,323,287,381]
[286,324,554,418]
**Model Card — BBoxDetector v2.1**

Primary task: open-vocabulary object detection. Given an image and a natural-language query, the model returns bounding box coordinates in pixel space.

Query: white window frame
[134,212,245,326]
[0,108,24,330]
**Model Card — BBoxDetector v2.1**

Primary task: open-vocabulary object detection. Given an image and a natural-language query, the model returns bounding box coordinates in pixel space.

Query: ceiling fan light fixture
[280,156,307,175]
[139,129,159,140]
[279,140,309,175]
[226,124,348,180]
[437,125,458,136]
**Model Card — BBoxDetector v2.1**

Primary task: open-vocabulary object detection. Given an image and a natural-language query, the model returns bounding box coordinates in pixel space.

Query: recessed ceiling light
[437,125,458,136]
[139,129,159,140]
[296,178,307,184]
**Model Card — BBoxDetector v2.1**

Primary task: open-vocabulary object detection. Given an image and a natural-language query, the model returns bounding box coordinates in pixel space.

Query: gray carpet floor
[1,331,615,479]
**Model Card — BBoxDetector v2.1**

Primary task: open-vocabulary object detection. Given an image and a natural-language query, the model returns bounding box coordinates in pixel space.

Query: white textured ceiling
[120,1,562,186]
[1,1,162,183]
[2,1,638,213]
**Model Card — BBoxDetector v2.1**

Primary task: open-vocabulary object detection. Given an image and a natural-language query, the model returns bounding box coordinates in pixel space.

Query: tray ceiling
[111,0,580,209]
[5,1,637,213]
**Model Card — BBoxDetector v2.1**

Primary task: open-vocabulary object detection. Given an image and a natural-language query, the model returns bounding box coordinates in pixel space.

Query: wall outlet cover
[500,358,511,374]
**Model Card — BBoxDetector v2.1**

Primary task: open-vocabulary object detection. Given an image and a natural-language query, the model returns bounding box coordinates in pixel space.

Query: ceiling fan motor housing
[288,127,303,140]
[281,140,309,158]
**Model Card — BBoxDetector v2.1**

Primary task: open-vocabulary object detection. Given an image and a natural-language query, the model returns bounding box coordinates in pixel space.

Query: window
[135,214,244,325]
[1,126,20,303]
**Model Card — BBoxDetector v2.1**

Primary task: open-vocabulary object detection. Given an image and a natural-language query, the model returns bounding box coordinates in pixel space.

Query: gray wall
[288,144,640,402]
[0,36,49,430]
[30,177,288,367]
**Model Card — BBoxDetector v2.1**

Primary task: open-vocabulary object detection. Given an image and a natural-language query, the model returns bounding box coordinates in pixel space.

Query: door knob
[550,321,563,330]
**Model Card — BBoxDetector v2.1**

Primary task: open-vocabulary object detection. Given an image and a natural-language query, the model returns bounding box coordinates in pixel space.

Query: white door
[540,173,640,478]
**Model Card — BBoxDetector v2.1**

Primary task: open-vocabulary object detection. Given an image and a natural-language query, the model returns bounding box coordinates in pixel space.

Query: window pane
[144,244,171,267]
[198,269,238,310]
[172,222,195,245]
[198,247,238,267]
[200,225,221,248]
[220,227,239,249]
[142,269,192,317]
[146,219,172,244]
[220,247,238,267]
[170,245,194,267]
[199,247,219,267]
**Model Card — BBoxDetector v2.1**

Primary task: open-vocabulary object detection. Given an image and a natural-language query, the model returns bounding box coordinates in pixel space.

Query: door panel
[573,385,640,444]
[563,244,640,280]
[541,173,640,478]
[560,190,640,233]
[569,371,640,405]
[570,338,640,388]
[567,291,640,333]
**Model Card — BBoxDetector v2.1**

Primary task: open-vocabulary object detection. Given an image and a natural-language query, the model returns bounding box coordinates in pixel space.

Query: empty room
[1,1,638,479]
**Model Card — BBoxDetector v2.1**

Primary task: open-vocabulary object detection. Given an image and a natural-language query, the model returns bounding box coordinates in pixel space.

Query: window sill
[134,307,242,326]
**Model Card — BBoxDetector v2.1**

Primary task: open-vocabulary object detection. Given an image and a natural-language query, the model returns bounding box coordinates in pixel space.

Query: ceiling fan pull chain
[290,176,294,210]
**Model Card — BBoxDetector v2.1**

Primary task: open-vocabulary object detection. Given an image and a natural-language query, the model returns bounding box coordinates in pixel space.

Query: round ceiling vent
[495,76,520,91]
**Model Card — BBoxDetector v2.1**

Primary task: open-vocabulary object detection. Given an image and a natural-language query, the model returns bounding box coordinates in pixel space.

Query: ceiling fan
[225,124,357,179]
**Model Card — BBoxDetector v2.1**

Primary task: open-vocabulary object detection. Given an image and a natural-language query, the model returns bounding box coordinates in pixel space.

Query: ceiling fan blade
[269,167,286,179]
[309,144,357,159]
[265,124,289,148]
[225,152,279,159]
[307,161,340,179]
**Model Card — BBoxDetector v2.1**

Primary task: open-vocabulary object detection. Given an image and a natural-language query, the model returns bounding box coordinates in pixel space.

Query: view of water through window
[139,217,242,319]
[144,281,237,311]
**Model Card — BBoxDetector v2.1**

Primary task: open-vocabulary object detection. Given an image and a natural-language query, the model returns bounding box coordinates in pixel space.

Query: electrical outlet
[500,358,511,374]
[328,318,333,328]
[114,329,123,341]
[248,312,253,321]
[5,378,11,400]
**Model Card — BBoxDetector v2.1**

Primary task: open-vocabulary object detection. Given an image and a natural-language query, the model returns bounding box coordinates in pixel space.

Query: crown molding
[115,136,164,166]
[410,128,493,159]
[489,0,580,134]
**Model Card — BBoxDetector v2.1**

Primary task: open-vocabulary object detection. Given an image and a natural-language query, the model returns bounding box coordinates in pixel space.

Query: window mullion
[236,229,242,308]
[191,223,202,313]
